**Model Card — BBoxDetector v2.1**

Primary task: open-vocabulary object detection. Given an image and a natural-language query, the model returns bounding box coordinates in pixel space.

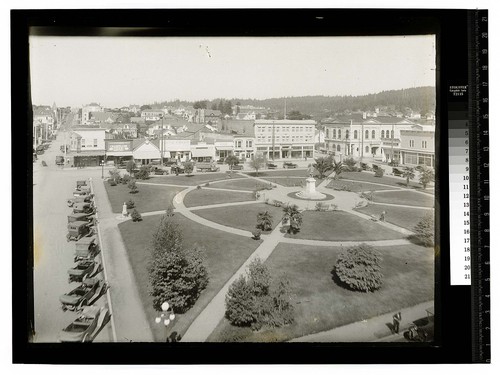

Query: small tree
[334,244,383,292]
[419,167,435,189]
[121,173,131,185]
[344,157,357,172]
[402,166,415,187]
[131,208,142,222]
[313,156,334,178]
[148,216,209,313]
[108,168,121,184]
[374,168,384,177]
[126,160,135,175]
[165,205,174,217]
[225,155,240,172]
[249,154,266,176]
[332,160,347,180]
[184,161,195,176]
[126,199,135,209]
[135,165,150,180]
[410,213,434,247]
[225,275,258,326]
[128,179,138,194]
[256,210,274,232]
[282,204,303,234]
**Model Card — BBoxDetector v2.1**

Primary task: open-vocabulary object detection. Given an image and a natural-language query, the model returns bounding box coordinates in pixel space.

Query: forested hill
[153,86,435,119]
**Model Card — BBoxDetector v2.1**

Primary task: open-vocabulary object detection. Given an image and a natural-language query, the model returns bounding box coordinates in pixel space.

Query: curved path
[118,169,434,342]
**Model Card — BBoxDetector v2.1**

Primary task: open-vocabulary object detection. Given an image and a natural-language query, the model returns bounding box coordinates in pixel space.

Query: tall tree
[225,155,240,171]
[313,156,334,178]
[419,167,435,189]
[332,160,347,180]
[282,204,303,234]
[249,154,266,176]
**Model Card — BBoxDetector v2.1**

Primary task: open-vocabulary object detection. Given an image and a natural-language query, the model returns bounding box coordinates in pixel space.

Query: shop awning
[72,151,105,157]
[191,148,214,157]
[216,146,233,151]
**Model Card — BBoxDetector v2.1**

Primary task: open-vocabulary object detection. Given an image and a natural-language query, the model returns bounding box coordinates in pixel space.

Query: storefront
[72,151,104,167]
[105,139,134,166]
[132,139,161,165]
[191,144,216,162]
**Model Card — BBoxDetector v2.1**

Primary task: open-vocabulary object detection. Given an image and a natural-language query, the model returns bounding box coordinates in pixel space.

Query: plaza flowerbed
[371,190,435,208]
[192,203,285,233]
[355,204,430,231]
[184,188,255,208]
[118,213,261,341]
[104,182,185,213]
[208,242,434,342]
[285,211,406,241]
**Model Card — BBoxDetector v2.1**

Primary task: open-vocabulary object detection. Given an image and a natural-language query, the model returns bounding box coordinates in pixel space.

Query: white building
[141,110,164,121]
[398,125,435,168]
[254,119,316,160]
[81,103,103,125]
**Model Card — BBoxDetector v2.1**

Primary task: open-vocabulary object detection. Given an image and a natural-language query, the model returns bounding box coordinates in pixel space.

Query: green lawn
[372,191,435,207]
[243,169,316,178]
[104,182,185,214]
[208,178,270,191]
[208,242,434,342]
[118,213,261,342]
[326,179,396,192]
[193,203,285,233]
[259,176,324,187]
[340,172,428,191]
[184,188,255,208]
[355,204,431,231]
[150,172,236,186]
[286,211,406,241]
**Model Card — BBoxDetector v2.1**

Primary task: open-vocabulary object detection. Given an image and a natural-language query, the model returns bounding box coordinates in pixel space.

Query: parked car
[59,306,110,343]
[231,164,244,171]
[59,277,108,311]
[67,195,92,207]
[68,212,95,224]
[67,260,100,283]
[392,168,403,177]
[73,202,95,215]
[76,180,87,189]
[56,155,65,165]
[171,165,185,174]
[403,307,434,342]
[73,189,93,198]
[216,158,225,164]
[67,221,94,242]
[150,165,169,175]
[196,162,220,172]
[74,236,100,262]
[266,163,278,169]
[283,162,298,169]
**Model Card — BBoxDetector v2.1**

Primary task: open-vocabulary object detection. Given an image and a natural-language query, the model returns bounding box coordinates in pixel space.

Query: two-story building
[398,125,435,168]
[68,127,107,167]
[323,115,417,162]
[254,119,316,160]
[141,110,164,122]
[190,141,216,163]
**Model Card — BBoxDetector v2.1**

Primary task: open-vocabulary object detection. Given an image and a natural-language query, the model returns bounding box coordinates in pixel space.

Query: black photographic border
[12,8,474,364]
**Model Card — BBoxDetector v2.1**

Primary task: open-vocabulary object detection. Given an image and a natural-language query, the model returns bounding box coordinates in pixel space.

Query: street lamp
[155,301,176,341]
[101,151,106,179]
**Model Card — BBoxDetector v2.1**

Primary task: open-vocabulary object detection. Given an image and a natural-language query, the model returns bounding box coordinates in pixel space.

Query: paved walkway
[290,301,434,342]
[347,209,414,236]
[280,237,413,248]
[368,201,433,210]
[181,222,286,342]
[92,178,154,342]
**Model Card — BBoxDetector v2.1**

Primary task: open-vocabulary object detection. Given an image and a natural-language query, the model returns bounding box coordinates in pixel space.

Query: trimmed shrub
[315,202,328,211]
[108,179,117,186]
[126,199,135,209]
[165,205,174,217]
[252,229,262,240]
[256,211,273,232]
[374,168,385,178]
[196,185,202,190]
[225,275,258,326]
[333,244,383,292]
[121,174,131,185]
[344,157,357,171]
[128,179,138,194]
[131,209,142,222]
[409,213,434,247]
[135,166,150,180]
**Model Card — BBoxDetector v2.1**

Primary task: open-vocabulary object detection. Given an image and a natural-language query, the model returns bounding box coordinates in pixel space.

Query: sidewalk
[290,301,434,342]
[92,177,154,342]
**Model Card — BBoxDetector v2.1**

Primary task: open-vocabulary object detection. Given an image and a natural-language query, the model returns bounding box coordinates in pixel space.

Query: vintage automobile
[403,307,434,342]
[76,185,92,194]
[283,162,298,169]
[73,202,95,215]
[76,180,87,189]
[67,221,94,242]
[73,189,93,198]
[171,165,186,174]
[74,236,100,262]
[59,306,110,343]
[59,277,108,311]
[150,165,169,175]
[68,212,95,224]
[231,164,244,171]
[266,163,278,169]
[196,162,220,172]
[67,260,101,283]
[56,155,65,165]
[67,195,92,207]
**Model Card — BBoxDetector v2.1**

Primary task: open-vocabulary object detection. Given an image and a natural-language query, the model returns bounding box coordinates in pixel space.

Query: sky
[29,35,435,108]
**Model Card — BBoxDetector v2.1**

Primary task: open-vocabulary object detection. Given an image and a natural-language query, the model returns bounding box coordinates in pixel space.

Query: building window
[365,130,369,139]
[337,145,341,151]
[354,130,358,139]
[422,140,427,148]
[409,140,415,147]
[381,130,385,138]
[81,139,85,147]
[94,139,98,147]
[346,130,349,139]
[246,140,252,147]
[391,130,394,138]
[365,146,370,153]
[338,129,341,139]
[236,140,242,148]
[332,129,336,138]
[372,130,375,139]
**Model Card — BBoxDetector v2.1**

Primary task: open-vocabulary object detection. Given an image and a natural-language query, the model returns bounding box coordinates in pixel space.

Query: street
[32,129,112,342]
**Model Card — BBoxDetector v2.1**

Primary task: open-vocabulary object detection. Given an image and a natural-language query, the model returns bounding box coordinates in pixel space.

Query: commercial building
[254,119,316,160]
[68,128,107,167]
[398,126,436,168]
[81,103,103,125]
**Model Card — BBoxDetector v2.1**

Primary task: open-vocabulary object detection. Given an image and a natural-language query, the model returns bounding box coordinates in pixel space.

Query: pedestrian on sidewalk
[380,210,386,222]
[393,312,402,334]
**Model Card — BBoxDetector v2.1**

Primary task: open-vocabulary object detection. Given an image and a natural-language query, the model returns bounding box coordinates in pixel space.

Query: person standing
[393,312,402,334]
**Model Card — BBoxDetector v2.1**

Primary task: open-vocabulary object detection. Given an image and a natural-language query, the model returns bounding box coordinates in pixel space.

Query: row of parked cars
[59,179,110,342]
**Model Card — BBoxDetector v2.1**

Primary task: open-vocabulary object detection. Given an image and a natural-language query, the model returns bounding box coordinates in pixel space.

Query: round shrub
[334,244,383,292]
[126,199,135,209]
[410,213,434,247]
[131,208,142,222]
[108,179,117,186]
[374,168,384,178]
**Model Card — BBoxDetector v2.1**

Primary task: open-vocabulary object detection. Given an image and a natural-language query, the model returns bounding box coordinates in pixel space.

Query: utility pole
[272,120,275,161]
[161,116,164,165]
[360,121,364,164]
[391,123,395,164]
